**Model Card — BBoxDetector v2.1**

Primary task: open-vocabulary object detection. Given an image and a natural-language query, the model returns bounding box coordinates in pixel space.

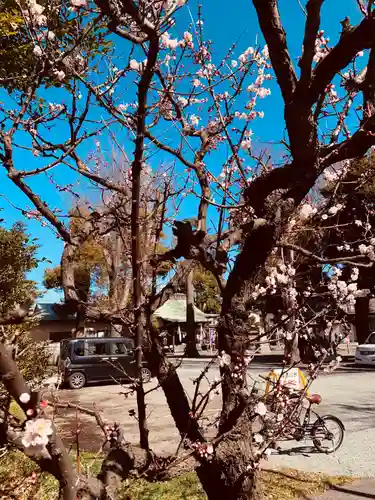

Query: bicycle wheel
[311,415,344,453]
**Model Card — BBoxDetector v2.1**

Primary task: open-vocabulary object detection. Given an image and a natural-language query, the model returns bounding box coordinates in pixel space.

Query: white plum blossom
[357,51,364,57]
[355,220,363,226]
[254,402,267,416]
[328,204,343,216]
[254,433,264,444]
[47,31,56,41]
[71,0,88,8]
[351,267,359,281]
[218,352,231,367]
[239,46,255,64]
[161,32,179,50]
[192,79,201,87]
[299,203,316,221]
[358,244,368,254]
[257,87,271,98]
[22,418,53,451]
[33,45,43,57]
[178,97,188,107]
[323,170,339,183]
[249,312,261,325]
[48,103,64,113]
[130,59,140,71]
[313,30,329,63]
[231,60,238,68]
[53,70,66,81]
[23,0,46,26]
[183,31,193,45]
[190,114,200,126]
[19,393,31,404]
[206,443,214,455]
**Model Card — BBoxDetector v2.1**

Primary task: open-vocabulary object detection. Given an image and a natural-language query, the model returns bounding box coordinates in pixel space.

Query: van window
[366,333,375,344]
[73,341,85,357]
[109,342,128,355]
[60,340,69,360]
[86,341,106,356]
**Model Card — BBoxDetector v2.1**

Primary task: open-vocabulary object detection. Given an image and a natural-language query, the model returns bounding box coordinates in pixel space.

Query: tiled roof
[34,303,75,322]
[153,294,210,323]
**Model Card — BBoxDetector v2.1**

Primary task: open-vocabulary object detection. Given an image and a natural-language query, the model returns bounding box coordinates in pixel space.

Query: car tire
[141,367,151,384]
[68,372,86,390]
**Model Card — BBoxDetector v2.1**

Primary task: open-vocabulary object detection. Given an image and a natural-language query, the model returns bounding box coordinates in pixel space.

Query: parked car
[355,332,375,365]
[59,337,152,389]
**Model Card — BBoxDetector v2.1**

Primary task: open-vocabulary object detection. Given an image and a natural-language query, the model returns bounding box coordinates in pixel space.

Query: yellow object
[9,400,26,423]
[265,368,309,396]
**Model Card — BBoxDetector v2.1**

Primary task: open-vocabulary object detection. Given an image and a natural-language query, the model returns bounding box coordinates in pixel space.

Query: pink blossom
[19,393,31,404]
[71,0,88,7]
[33,45,43,57]
[184,31,193,44]
[190,114,200,126]
[254,402,267,416]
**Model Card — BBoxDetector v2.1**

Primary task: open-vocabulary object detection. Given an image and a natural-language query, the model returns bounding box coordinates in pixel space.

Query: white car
[355,333,375,365]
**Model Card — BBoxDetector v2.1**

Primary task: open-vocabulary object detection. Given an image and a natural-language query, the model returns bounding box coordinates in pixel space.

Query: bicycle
[253,379,345,454]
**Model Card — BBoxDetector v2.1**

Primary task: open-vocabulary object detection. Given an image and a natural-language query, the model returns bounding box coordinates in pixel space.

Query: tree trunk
[131,171,149,449]
[145,332,204,441]
[283,249,300,365]
[355,295,370,345]
[74,303,86,337]
[129,35,161,452]
[197,444,262,500]
[185,267,199,358]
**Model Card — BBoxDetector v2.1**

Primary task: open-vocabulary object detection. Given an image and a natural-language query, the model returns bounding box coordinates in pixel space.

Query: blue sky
[0,0,362,303]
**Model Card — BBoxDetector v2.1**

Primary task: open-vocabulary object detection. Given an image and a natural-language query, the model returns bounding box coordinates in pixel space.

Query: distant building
[30,303,113,364]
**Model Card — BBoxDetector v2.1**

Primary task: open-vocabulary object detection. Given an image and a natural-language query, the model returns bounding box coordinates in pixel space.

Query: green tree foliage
[0,0,112,92]
[0,222,38,316]
[43,206,106,301]
[192,265,221,314]
[0,221,49,388]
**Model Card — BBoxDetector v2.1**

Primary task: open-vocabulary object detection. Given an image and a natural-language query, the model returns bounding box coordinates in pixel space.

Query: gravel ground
[52,364,375,478]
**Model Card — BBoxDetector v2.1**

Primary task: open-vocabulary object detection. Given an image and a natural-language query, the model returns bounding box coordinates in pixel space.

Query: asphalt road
[53,362,375,478]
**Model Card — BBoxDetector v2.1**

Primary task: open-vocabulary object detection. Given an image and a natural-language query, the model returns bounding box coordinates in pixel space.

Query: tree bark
[129,35,160,452]
[196,410,262,500]
[185,267,200,358]
[355,295,370,344]
[283,248,300,365]
[131,147,149,451]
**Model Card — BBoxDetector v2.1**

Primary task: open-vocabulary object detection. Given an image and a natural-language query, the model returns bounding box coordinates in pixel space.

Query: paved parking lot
[52,362,375,477]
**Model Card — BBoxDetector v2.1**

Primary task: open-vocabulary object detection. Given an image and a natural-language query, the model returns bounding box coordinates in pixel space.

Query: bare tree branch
[252,0,297,102]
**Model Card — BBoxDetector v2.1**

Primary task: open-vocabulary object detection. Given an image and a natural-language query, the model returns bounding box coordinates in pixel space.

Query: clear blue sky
[0,0,361,303]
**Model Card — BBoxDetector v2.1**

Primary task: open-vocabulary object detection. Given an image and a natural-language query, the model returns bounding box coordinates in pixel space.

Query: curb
[169,354,355,365]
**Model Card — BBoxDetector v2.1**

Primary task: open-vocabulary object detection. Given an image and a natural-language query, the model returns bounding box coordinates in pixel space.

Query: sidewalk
[167,344,357,364]
[311,479,375,499]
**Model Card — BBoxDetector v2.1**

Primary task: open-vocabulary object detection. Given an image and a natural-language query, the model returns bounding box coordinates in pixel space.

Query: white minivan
[355,332,375,365]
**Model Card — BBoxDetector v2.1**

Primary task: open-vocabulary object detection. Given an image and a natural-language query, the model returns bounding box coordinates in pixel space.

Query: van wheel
[141,368,151,384]
[68,372,86,390]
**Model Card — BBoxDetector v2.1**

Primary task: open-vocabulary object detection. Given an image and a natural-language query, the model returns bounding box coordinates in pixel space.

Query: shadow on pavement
[330,485,375,499]
[275,444,319,457]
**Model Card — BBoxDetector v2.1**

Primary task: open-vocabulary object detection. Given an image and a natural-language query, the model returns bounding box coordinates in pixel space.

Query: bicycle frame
[273,399,322,442]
